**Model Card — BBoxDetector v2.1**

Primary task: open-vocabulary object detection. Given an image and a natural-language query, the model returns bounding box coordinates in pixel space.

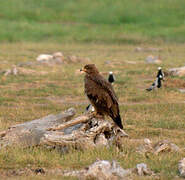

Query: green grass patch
[124,103,185,130]
[0,0,185,43]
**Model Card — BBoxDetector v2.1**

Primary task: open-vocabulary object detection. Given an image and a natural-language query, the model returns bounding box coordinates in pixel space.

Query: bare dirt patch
[164,78,185,88]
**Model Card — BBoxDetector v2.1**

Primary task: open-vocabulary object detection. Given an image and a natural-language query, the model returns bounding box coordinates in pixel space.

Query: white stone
[36,54,53,62]
[169,66,185,77]
[135,163,153,176]
[178,158,185,177]
[144,138,152,145]
[85,160,132,179]
[146,55,161,64]
[179,89,185,93]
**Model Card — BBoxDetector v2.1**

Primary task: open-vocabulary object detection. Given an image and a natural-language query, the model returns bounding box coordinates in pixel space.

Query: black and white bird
[146,67,164,91]
[108,71,115,84]
[85,104,95,113]
[156,67,164,80]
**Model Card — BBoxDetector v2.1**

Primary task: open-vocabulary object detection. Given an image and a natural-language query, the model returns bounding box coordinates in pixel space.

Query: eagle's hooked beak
[80,68,87,72]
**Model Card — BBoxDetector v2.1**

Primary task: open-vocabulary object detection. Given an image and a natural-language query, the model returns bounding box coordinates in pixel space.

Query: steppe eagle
[80,64,123,129]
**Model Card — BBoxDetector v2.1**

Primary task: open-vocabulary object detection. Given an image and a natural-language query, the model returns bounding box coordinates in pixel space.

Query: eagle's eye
[84,65,90,70]
[84,64,96,73]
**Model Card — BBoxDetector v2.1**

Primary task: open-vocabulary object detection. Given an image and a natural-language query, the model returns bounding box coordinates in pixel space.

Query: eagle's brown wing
[85,74,119,118]
[84,73,123,129]
[87,74,118,103]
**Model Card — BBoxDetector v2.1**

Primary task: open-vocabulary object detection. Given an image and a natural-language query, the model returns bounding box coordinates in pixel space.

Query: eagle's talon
[87,111,97,118]
[94,113,104,119]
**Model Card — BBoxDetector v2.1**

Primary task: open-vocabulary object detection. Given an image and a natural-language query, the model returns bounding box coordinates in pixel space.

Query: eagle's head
[80,64,99,74]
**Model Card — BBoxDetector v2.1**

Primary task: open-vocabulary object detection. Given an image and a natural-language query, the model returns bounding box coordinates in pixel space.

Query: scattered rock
[144,138,152,145]
[0,66,18,76]
[134,163,154,176]
[0,66,49,76]
[137,139,180,155]
[85,160,132,180]
[179,89,185,93]
[12,65,18,75]
[63,160,132,180]
[178,158,185,177]
[52,52,64,63]
[36,52,90,65]
[146,55,162,64]
[135,47,143,52]
[63,160,156,180]
[105,60,112,65]
[136,139,153,155]
[36,52,64,65]
[153,140,180,155]
[135,47,162,52]
[168,66,185,77]
[36,54,53,62]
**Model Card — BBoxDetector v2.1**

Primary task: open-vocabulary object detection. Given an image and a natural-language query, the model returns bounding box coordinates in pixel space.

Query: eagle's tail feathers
[114,115,123,129]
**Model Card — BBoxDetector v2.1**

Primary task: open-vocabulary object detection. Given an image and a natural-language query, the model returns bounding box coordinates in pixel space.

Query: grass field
[0,42,184,179]
[0,0,185,179]
[0,0,185,43]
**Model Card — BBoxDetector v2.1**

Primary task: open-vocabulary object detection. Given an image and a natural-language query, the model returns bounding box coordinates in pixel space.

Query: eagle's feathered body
[81,64,123,129]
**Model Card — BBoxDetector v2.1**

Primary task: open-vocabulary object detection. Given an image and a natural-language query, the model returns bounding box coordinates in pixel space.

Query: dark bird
[86,71,115,113]
[80,64,123,129]
[34,168,45,174]
[85,104,95,113]
[146,67,164,91]
[156,67,164,80]
[108,71,115,84]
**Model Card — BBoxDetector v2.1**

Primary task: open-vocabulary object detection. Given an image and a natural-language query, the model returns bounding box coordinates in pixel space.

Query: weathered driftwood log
[0,108,128,150]
[0,108,75,149]
[178,158,185,178]
[41,116,128,149]
[47,114,91,131]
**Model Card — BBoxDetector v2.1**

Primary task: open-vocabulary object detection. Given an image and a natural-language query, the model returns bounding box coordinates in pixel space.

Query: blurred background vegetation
[0,0,185,43]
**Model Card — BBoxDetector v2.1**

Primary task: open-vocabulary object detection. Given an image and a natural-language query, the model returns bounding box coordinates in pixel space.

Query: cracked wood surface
[0,107,128,150]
